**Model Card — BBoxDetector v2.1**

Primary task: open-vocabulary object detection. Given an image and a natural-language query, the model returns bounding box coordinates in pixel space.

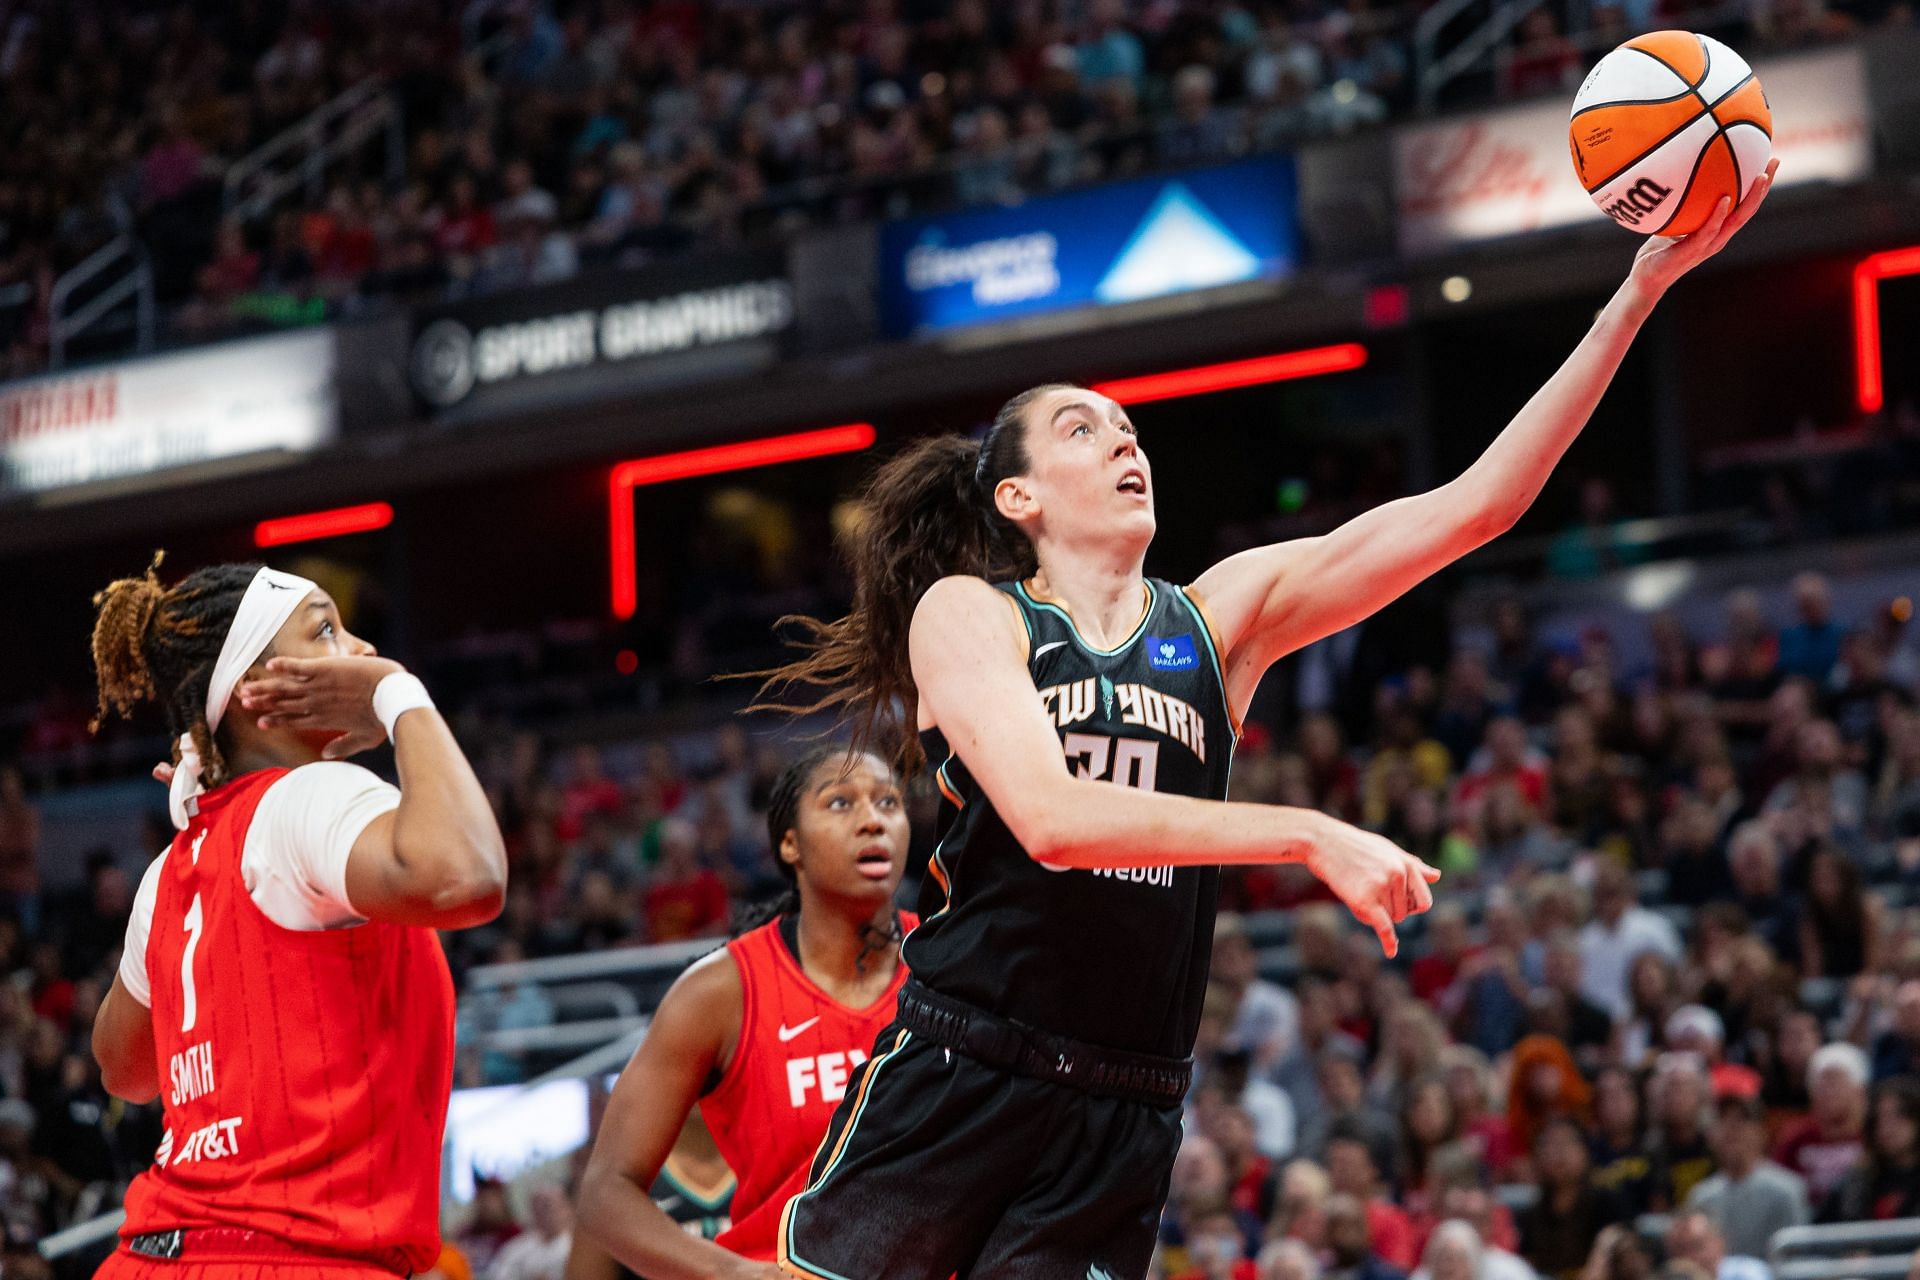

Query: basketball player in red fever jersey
[575,746,914,1280]
[85,559,507,1278]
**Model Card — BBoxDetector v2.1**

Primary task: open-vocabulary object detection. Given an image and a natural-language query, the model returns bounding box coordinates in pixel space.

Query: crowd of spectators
[6,0,1910,374]
[8,563,1920,1275]
[1141,568,1920,1280]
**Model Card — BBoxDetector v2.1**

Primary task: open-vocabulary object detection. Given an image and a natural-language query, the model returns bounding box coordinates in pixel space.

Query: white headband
[168,567,319,830]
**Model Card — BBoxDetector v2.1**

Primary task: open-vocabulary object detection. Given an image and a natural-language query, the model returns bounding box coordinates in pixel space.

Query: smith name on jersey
[906,577,1238,1060]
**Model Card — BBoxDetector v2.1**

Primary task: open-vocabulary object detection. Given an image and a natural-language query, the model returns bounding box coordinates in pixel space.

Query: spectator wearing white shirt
[1579,859,1682,1020]
[1216,913,1301,1072]
[489,1183,573,1280]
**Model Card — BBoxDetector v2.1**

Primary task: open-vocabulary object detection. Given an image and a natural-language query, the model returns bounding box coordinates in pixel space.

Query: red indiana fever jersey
[701,913,915,1261]
[122,769,455,1273]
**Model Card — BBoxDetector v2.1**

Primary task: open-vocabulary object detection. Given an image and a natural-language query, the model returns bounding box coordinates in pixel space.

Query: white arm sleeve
[242,762,401,931]
[117,851,168,1007]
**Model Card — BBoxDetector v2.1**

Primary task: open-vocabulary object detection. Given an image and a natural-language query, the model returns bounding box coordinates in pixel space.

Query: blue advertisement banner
[879,155,1299,337]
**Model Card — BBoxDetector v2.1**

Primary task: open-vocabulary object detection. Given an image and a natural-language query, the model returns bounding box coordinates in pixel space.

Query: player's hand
[238,655,406,760]
[1628,158,1777,295]
[1300,815,1441,958]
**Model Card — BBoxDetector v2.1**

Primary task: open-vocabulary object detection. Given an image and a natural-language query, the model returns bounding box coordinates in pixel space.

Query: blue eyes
[319,621,336,639]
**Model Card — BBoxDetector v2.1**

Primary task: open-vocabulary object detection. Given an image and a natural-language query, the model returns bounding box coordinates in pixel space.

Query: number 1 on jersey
[181,893,204,1033]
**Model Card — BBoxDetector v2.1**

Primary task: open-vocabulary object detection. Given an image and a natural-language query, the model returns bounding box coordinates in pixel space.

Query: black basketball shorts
[776,1026,1182,1280]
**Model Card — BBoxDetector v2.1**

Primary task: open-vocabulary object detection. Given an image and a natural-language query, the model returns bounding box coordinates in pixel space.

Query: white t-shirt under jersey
[118,763,402,1006]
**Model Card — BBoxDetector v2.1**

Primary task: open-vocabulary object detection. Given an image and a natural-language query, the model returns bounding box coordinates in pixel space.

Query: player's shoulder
[915,574,1006,616]
[263,760,396,802]
[912,576,1029,650]
[662,943,744,1017]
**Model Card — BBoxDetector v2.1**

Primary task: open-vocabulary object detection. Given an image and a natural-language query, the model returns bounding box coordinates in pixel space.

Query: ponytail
[749,386,1070,772]
[90,555,263,789]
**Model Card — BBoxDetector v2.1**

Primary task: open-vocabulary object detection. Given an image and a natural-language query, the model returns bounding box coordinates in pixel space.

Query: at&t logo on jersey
[786,1050,869,1107]
[1146,634,1198,671]
[155,1116,244,1168]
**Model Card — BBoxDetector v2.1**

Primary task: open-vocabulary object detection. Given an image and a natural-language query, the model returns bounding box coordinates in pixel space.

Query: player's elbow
[425,863,506,926]
[101,1066,159,1106]
[94,1036,157,1104]
[1004,793,1080,867]
[389,829,507,926]
[1470,498,1527,544]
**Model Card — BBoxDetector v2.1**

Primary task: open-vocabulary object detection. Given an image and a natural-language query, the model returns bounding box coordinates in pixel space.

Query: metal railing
[1771,1218,1920,1280]
[1416,0,1553,112]
[48,234,155,369]
[38,1209,124,1265]
[222,77,403,224]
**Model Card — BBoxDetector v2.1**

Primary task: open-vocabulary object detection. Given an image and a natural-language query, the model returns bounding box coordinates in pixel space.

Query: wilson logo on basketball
[1602,178,1673,227]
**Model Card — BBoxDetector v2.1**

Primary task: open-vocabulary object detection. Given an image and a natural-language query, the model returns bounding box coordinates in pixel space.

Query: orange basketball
[1568,31,1772,238]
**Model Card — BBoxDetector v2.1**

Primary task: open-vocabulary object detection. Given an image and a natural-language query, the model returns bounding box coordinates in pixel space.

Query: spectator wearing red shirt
[435,172,499,261]
[1441,1048,1518,1176]
[641,820,728,942]
[1500,9,1580,100]
[1819,1078,1920,1223]
[1775,1043,1871,1206]
[26,943,71,1028]
[1397,1077,1466,1251]
[1454,717,1549,817]
[1409,903,1479,1005]
[1215,1104,1275,1220]
[1302,713,1361,821]
[563,745,626,835]
[1326,1121,1418,1272]
[1324,1192,1410,1280]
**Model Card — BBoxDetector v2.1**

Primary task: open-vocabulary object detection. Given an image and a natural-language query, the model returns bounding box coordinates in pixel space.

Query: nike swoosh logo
[1034,641,1068,659]
[777,1017,821,1042]
[265,581,295,590]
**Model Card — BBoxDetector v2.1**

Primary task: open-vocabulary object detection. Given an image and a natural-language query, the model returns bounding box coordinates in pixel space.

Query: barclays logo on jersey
[1147,635,1199,671]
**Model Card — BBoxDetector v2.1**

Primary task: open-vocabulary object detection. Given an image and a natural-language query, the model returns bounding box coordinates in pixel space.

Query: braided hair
[90,555,264,790]
[732,744,904,979]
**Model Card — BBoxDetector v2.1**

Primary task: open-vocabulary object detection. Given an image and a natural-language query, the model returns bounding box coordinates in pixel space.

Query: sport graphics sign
[409,251,794,413]
[1392,45,1871,256]
[879,155,1300,337]
[0,328,337,499]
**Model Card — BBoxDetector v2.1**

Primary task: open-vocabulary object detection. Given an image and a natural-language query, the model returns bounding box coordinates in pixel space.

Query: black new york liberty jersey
[904,576,1238,1059]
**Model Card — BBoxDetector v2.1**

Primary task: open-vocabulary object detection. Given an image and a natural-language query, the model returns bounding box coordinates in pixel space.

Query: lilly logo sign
[879,155,1298,337]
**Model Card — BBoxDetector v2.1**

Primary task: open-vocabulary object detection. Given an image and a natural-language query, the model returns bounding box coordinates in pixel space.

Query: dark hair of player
[749,384,1078,771]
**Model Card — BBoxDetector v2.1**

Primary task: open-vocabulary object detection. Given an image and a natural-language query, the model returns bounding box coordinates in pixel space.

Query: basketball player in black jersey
[754,170,1774,1280]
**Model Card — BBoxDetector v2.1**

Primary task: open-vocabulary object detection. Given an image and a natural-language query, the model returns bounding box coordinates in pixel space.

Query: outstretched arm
[1191,165,1776,719]
[912,576,1436,953]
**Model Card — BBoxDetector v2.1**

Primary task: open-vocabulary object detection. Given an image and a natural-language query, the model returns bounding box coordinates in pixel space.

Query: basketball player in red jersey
[575,746,913,1280]
[85,559,507,1278]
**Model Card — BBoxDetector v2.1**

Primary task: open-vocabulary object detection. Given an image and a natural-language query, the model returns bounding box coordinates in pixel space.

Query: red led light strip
[1090,344,1368,406]
[610,424,877,618]
[1855,246,1920,416]
[254,502,394,547]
